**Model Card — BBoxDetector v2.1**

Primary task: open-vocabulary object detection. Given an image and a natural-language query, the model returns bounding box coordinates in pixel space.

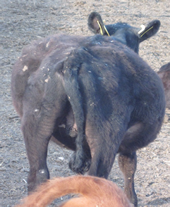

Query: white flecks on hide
[90,102,95,106]
[22,65,28,71]
[46,41,50,48]
[41,66,45,70]
[45,76,50,83]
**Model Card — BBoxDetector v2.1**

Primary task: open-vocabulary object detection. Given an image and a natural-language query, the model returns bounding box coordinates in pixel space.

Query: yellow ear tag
[97,20,103,35]
[139,26,154,38]
[97,20,110,36]
[104,25,110,36]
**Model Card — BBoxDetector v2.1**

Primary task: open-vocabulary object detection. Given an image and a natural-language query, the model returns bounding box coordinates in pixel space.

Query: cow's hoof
[69,151,91,174]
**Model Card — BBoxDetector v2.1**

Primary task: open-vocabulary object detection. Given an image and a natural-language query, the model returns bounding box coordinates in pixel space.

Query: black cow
[11,12,165,206]
[158,62,170,109]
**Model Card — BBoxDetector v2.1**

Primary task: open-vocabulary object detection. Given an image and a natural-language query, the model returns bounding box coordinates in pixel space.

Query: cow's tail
[63,55,85,140]
[62,49,90,173]
[16,175,132,207]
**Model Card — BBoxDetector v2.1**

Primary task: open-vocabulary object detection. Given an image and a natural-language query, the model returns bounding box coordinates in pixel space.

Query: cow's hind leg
[21,111,55,192]
[85,113,129,178]
[87,143,118,179]
[118,122,161,206]
[118,151,137,206]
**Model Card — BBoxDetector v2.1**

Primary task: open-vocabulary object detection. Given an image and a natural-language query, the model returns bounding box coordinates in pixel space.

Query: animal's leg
[85,110,129,178]
[117,122,163,207]
[21,112,55,192]
[118,151,137,207]
[87,143,118,178]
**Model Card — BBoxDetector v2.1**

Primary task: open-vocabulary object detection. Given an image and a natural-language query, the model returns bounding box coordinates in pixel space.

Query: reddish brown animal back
[16,175,132,207]
[158,62,170,109]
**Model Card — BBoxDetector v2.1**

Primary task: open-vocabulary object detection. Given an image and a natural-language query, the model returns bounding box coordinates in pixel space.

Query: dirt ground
[0,0,170,206]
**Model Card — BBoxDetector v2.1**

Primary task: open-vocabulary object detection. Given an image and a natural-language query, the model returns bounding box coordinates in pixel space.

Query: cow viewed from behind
[11,12,165,207]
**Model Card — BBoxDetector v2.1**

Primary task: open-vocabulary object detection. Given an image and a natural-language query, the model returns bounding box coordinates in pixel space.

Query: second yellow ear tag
[138,25,154,38]
[97,20,110,36]
[104,25,110,36]
[97,20,103,35]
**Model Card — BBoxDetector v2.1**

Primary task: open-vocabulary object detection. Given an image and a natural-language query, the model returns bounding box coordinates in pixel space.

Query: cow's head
[88,12,160,53]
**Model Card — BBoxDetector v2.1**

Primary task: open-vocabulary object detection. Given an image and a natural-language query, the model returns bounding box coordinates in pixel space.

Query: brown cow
[158,62,170,109]
[15,175,132,207]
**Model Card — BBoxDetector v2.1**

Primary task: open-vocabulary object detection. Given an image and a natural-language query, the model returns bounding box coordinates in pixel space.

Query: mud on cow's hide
[11,12,165,207]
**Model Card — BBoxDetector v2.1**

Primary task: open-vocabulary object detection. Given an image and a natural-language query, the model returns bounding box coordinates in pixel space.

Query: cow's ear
[88,12,106,35]
[138,20,160,42]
